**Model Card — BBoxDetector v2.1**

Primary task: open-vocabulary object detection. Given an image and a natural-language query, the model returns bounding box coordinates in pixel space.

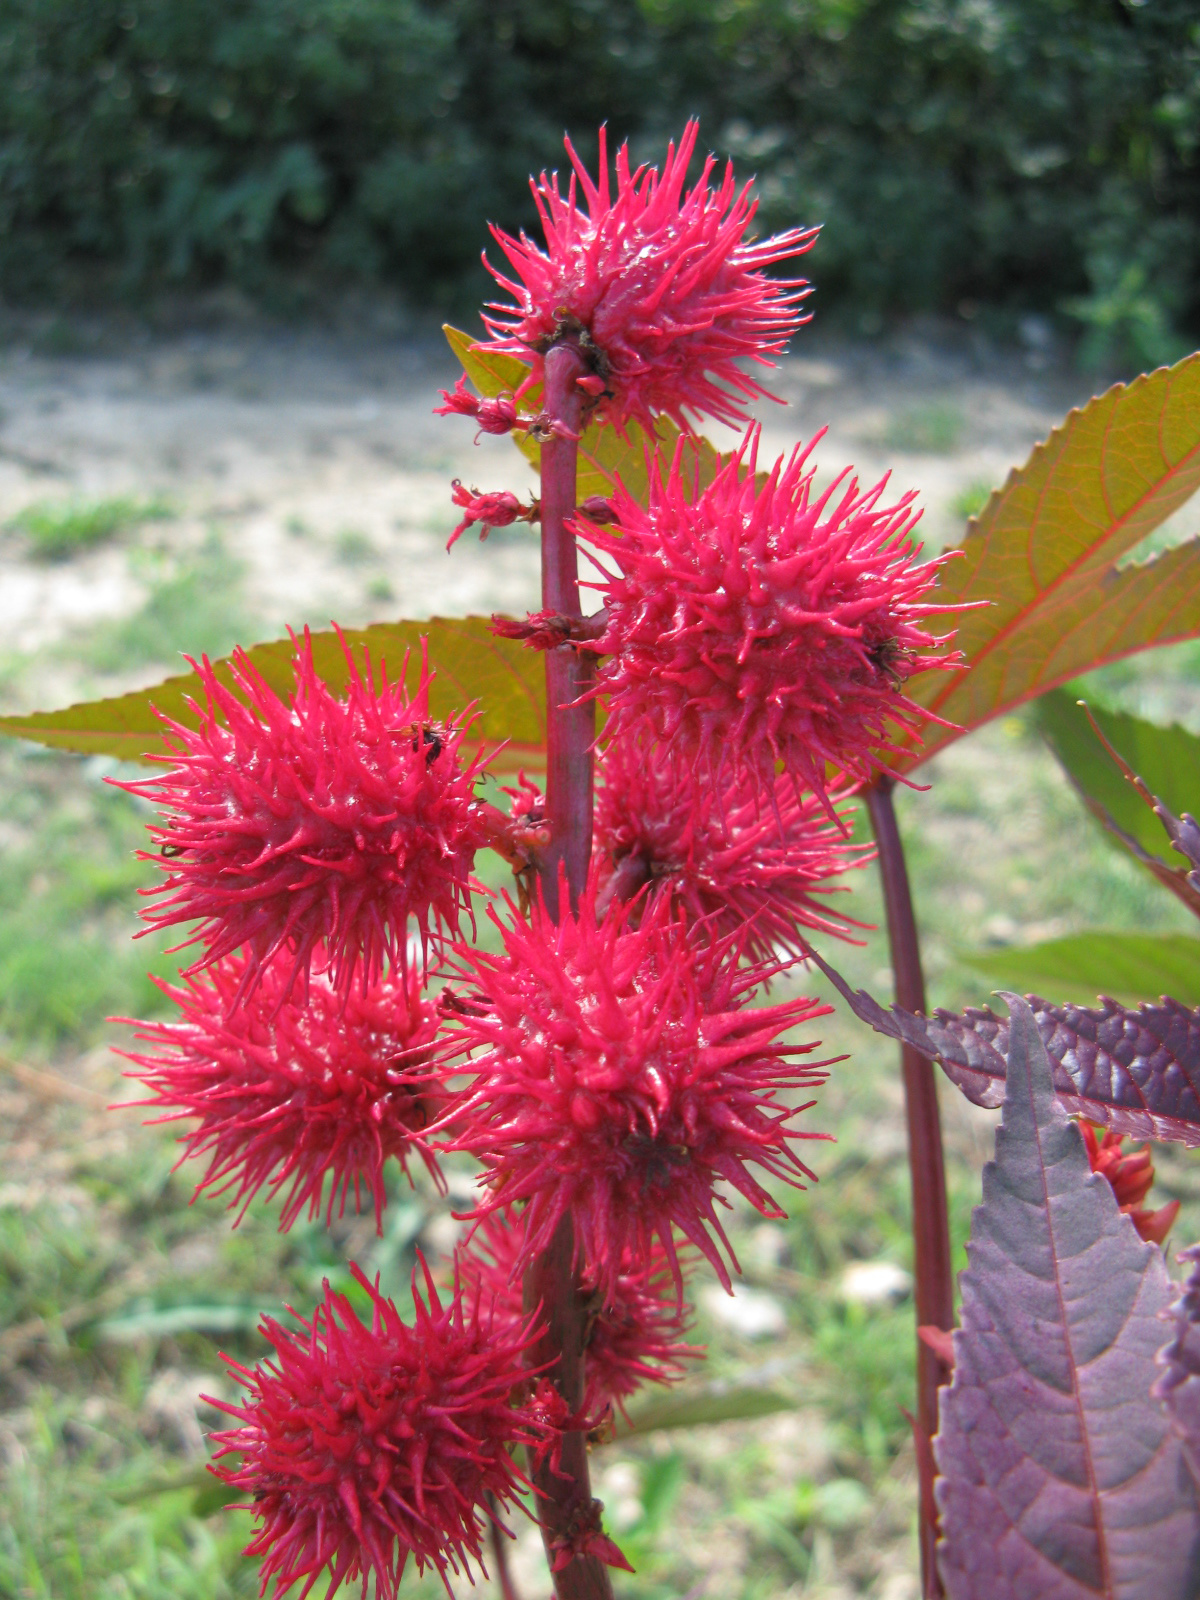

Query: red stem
[523,342,612,1600]
[866,778,952,1600]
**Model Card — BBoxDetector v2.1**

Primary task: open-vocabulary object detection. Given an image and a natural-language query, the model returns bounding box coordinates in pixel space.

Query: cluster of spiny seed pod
[116,122,964,1599]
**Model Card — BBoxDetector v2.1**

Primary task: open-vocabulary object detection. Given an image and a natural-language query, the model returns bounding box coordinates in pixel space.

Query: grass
[8,497,173,562]
[0,540,1198,1596]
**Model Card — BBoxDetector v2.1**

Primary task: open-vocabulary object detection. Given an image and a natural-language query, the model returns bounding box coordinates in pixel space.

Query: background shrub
[0,0,1195,359]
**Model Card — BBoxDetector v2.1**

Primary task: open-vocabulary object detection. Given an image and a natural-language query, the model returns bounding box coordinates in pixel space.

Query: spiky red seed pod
[116,953,443,1232]
[438,874,832,1300]
[459,1212,703,1424]
[1081,1122,1181,1246]
[116,633,489,999]
[206,1260,551,1600]
[594,735,870,959]
[480,122,818,434]
[583,427,962,805]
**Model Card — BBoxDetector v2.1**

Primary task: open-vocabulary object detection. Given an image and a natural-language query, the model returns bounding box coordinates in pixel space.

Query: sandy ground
[0,304,1101,702]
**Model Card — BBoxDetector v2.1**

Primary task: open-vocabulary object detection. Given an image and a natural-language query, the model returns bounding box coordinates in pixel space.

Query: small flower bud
[434,374,521,437]
[578,495,614,523]
[448,481,537,549]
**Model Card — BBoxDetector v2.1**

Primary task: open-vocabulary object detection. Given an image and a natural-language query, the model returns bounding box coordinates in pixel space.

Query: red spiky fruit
[115,632,490,999]
[206,1260,551,1599]
[439,873,832,1300]
[116,953,442,1232]
[459,1212,703,1424]
[1081,1122,1181,1246]
[480,122,817,433]
[583,427,962,805]
[594,734,870,959]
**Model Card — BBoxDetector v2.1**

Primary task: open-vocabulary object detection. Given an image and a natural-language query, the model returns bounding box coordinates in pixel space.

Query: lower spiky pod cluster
[583,428,961,805]
[594,737,869,959]
[1081,1122,1180,1246]
[117,633,489,999]
[117,953,443,1232]
[438,874,832,1300]
[207,1261,551,1600]
[459,1212,702,1423]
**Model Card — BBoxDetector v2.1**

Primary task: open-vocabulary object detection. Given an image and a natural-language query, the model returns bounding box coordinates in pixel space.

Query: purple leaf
[807,944,1200,1147]
[1155,1245,1200,1491]
[935,996,1200,1599]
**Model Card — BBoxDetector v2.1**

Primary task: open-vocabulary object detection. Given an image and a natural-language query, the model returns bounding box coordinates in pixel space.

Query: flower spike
[480,122,818,433]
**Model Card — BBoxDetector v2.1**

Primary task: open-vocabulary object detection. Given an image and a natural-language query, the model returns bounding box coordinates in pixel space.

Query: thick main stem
[523,342,612,1600]
[866,779,952,1600]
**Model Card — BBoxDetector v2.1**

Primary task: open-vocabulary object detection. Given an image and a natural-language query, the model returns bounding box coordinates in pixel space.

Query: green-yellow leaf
[0,618,546,770]
[898,352,1200,769]
[442,324,541,413]
[610,1380,792,1440]
[1037,689,1200,864]
[443,324,723,505]
[962,931,1200,1008]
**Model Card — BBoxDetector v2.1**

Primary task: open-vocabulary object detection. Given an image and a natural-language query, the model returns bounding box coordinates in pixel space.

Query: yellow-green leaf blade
[443,323,723,505]
[962,931,1200,1008]
[442,324,539,410]
[0,618,546,770]
[913,536,1200,744]
[900,352,1200,767]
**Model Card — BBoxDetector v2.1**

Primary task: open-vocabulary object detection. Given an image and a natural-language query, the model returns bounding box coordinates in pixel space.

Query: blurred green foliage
[0,0,1193,358]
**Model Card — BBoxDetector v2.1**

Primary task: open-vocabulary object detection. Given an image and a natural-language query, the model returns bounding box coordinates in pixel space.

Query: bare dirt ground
[0,303,1097,707]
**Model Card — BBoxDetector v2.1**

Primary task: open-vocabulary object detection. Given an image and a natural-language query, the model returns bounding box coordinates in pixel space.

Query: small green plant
[883,402,962,455]
[951,481,992,521]
[9,495,172,561]
[333,529,375,566]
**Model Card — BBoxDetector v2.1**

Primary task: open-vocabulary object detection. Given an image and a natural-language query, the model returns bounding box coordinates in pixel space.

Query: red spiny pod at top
[458,1211,703,1424]
[594,734,871,958]
[1081,1122,1181,1247]
[116,952,443,1234]
[437,872,833,1303]
[581,426,964,808]
[206,1260,554,1600]
[115,632,490,1001]
[479,121,818,434]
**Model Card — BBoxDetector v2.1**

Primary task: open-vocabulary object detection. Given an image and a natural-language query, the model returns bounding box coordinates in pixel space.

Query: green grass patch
[82,539,257,673]
[0,749,177,1047]
[9,496,173,561]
